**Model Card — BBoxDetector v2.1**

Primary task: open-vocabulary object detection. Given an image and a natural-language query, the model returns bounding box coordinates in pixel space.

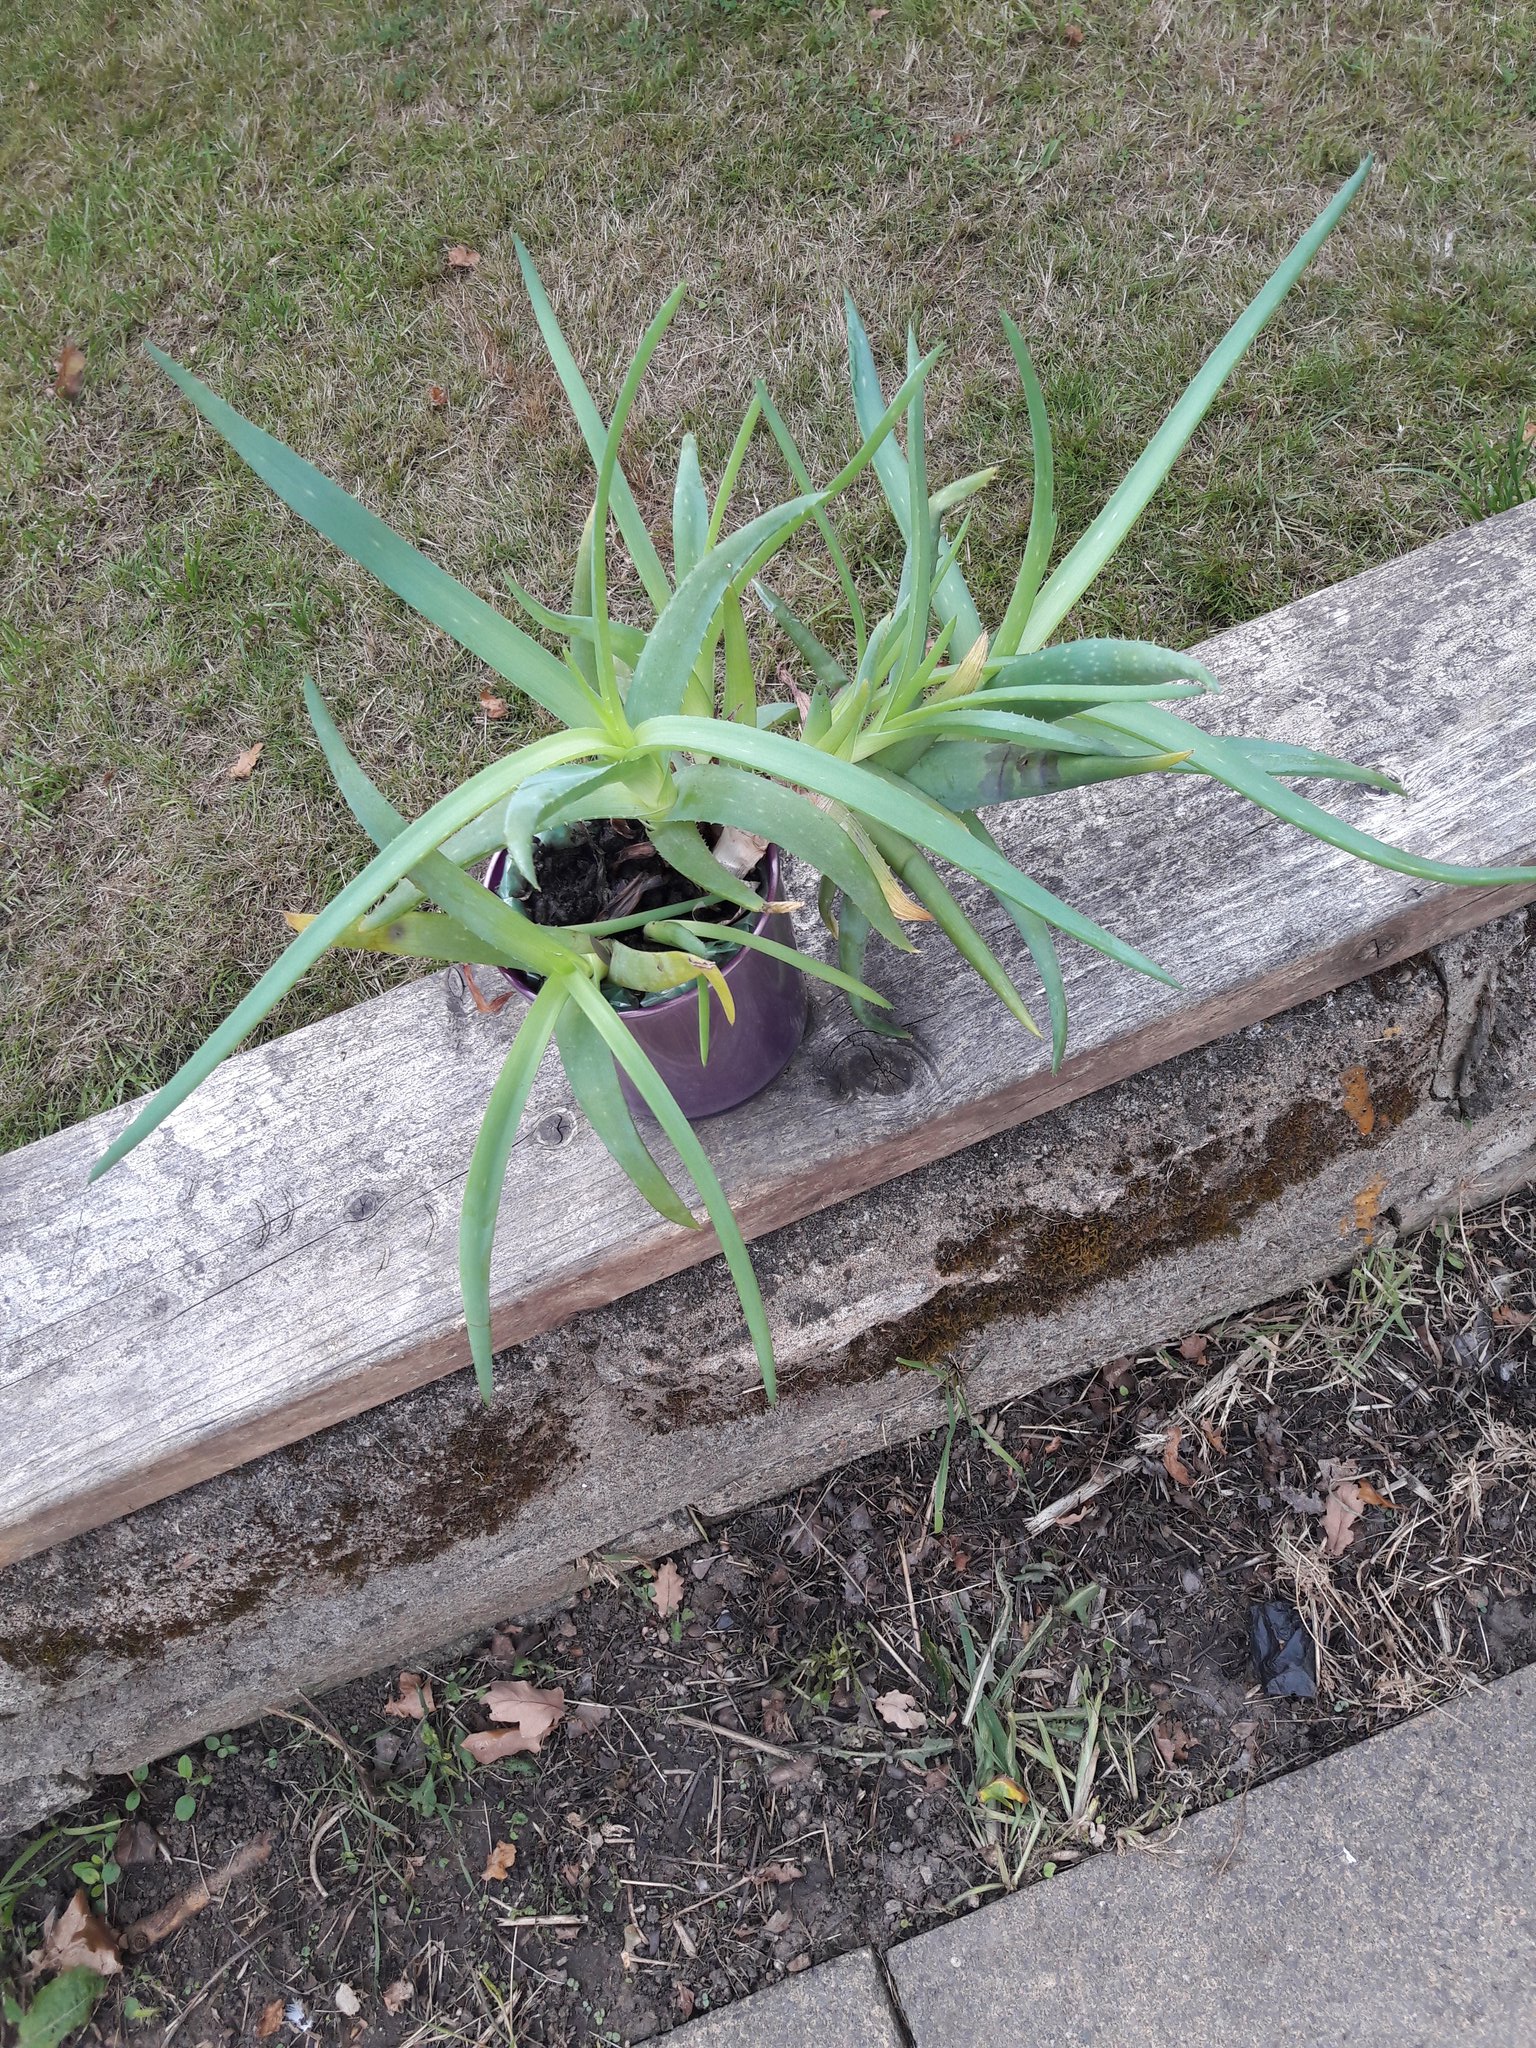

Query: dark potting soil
[520,820,764,938]
[4,1201,1535,2046]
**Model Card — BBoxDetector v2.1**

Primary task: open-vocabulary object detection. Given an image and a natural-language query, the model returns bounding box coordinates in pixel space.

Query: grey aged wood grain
[4,502,1536,1564]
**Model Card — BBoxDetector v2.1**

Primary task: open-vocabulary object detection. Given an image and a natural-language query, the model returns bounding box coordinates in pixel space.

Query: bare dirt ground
[5,1192,1535,2046]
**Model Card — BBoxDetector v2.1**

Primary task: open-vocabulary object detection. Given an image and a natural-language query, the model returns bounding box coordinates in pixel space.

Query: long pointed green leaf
[512,240,673,613]
[986,638,1222,698]
[648,819,766,913]
[1080,701,1536,886]
[641,716,1176,985]
[965,812,1068,1068]
[755,381,867,655]
[869,825,1040,1040]
[1018,160,1372,650]
[993,313,1057,658]
[556,1002,698,1230]
[859,708,1118,757]
[837,900,909,1038]
[844,294,985,656]
[289,906,523,966]
[91,718,607,1180]
[673,433,709,583]
[654,918,894,1009]
[144,344,596,729]
[668,760,912,947]
[904,739,1191,809]
[461,979,569,1397]
[566,972,777,1400]
[754,580,848,689]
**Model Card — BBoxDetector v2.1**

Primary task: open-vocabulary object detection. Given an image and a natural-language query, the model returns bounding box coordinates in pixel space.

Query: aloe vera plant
[93,157,1532,1402]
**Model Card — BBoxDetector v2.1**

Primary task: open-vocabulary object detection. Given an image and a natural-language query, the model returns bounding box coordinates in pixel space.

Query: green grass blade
[566,973,777,1400]
[1081,700,1536,886]
[555,1000,699,1231]
[461,978,568,1397]
[512,240,673,613]
[993,313,1057,657]
[144,344,596,729]
[642,716,1176,985]
[1018,160,1372,650]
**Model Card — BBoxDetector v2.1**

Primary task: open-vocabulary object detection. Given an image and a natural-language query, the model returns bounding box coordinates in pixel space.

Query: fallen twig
[1025,1454,1144,1536]
[661,1710,799,1763]
[125,1836,272,1952]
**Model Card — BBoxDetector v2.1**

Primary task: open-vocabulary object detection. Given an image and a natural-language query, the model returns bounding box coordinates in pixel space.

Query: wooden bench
[3,502,1536,1833]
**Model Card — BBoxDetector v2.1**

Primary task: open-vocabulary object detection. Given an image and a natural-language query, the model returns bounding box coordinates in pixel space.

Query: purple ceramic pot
[483,845,807,1120]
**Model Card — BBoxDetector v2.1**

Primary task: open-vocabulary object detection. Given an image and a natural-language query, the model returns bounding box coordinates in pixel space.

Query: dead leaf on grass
[652,1560,685,1619]
[28,1889,123,1980]
[384,1671,434,1720]
[256,1998,285,2039]
[750,1860,803,1886]
[445,244,481,270]
[1319,1461,1367,1558]
[1178,1333,1208,1363]
[1354,1478,1399,1510]
[335,1983,361,2017]
[1063,20,1085,44]
[427,383,447,407]
[124,1837,271,1952]
[569,1700,612,1737]
[767,1754,815,1791]
[225,741,264,780]
[54,340,87,401]
[1162,1426,1194,1488]
[867,4,889,20]
[382,1980,414,2014]
[479,689,508,719]
[482,1840,518,1882]
[675,1985,696,2019]
[874,1690,927,1732]
[761,1691,796,1744]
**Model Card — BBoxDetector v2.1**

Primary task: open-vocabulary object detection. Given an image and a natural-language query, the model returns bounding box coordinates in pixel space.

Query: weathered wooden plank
[4,502,1536,1564]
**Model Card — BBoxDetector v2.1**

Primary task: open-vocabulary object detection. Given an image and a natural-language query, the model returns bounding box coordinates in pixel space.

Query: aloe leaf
[869,825,1041,1040]
[860,707,1116,757]
[91,709,604,1181]
[566,972,777,1399]
[668,760,911,947]
[501,570,648,668]
[904,738,1191,809]
[144,344,597,730]
[965,812,1068,1068]
[499,763,609,889]
[754,580,849,689]
[626,349,940,724]
[705,390,765,547]
[647,819,766,913]
[1183,736,1403,792]
[642,716,1177,985]
[993,314,1057,657]
[655,917,894,1008]
[606,939,731,1017]
[1080,700,1536,886]
[512,240,673,613]
[555,1002,697,1230]
[836,899,909,1038]
[723,587,757,723]
[284,907,522,967]
[755,381,867,654]
[1018,160,1372,651]
[987,637,1221,698]
[845,293,985,656]
[461,977,569,1397]
[899,327,932,686]
[673,433,709,582]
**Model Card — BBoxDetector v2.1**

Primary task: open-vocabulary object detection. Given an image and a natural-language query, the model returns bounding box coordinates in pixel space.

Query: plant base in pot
[484,832,807,1120]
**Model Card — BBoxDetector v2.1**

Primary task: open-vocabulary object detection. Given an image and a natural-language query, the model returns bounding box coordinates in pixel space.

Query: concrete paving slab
[888,1671,1536,2046]
[673,1947,904,2047]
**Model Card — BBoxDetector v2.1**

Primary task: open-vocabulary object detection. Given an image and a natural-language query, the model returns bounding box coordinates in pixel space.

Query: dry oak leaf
[652,1560,685,1620]
[479,689,508,719]
[225,741,264,780]
[55,340,87,401]
[751,1860,804,1885]
[335,1983,362,2018]
[29,1888,123,1980]
[867,6,890,21]
[482,1839,518,1882]
[1063,21,1085,44]
[1320,1461,1367,1558]
[464,1677,567,1760]
[1153,1716,1194,1767]
[382,1980,414,2014]
[256,1999,285,2040]
[1162,1426,1194,1489]
[385,1670,434,1720]
[1354,1478,1399,1510]
[569,1700,612,1737]
[427,382,448,407]
[445,244,481,270]
[874,1690,927,1732]
[1178,1333,1208,1363]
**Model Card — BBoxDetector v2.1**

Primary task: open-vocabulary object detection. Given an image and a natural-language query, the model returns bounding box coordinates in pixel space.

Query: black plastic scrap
[1248,1599,1318,1698]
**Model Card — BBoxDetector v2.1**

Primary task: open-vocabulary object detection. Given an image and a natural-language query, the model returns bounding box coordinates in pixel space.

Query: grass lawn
[3,0,1533,1155]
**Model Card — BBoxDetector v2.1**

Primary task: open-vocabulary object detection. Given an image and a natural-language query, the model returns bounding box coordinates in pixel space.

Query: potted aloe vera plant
[93,157,1535,1401]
